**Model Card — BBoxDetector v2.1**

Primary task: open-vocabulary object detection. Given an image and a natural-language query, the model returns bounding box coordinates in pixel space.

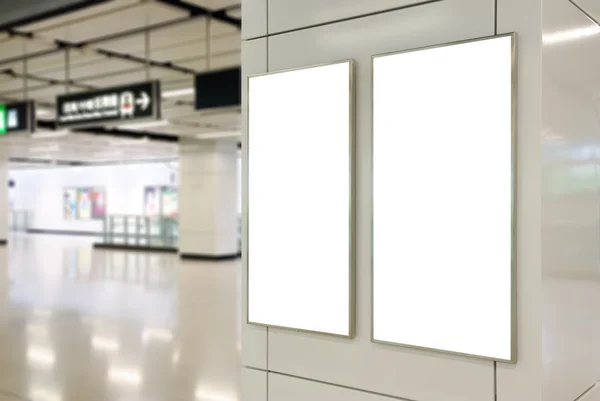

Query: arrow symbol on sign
[136,92,151,110]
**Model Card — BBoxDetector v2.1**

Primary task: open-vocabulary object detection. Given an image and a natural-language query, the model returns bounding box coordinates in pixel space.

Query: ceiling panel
[0,0,241,144]
[34,2,186,43]
[178,52,240,71]
[6,130,178,164]
[0,78,52,94]
[22,49,102,74]
[79,66,189,87]
[97,19,238,55]
[0,37,55,63]
[32,58,138,81]
[19,1,141,32]
[140,34,240,62]
[174,109,241,126]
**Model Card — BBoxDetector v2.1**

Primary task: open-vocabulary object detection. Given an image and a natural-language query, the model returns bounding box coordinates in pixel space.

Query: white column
[0,149,8,243]
[178,138,239,258]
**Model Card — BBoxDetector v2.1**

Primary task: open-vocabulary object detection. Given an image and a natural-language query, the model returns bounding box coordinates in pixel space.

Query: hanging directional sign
[0,101,36,135]
[55,81,161,128]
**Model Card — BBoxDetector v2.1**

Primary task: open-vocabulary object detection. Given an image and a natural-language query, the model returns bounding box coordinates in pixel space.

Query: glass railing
[100,215,179,248]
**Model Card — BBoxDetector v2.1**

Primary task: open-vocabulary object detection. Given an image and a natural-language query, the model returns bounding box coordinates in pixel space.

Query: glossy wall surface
[542,0,600,400]
[242,0,543,400]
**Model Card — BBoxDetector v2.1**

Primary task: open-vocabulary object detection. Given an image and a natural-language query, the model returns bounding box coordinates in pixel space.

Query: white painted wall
[9,163,176,233]
[242,0,546,401]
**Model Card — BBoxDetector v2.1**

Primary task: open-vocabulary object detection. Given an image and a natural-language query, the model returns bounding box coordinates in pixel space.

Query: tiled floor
[0,234,241,401]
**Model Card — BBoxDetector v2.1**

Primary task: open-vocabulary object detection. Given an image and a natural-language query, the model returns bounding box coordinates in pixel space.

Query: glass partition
[101,214,178,249]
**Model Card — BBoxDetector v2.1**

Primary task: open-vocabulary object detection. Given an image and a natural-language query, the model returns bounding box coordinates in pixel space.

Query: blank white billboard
[247,61,354,337]
[372,35,515,361]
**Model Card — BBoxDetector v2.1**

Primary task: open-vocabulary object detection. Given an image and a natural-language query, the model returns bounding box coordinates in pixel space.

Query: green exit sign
[0,101,36,135]
[0,105,6,135]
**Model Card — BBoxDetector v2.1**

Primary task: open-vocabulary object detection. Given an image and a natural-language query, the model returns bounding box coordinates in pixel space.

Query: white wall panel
[267,0,430,34]
[539,1,600,401]
[242,0,267,39]
[263,2,496,401]
[241,38,267,370]
[268,0,494,70]
[10,163,173,233]
[242,368,267,401]
[269,373,394,401]
[268,329,493,401]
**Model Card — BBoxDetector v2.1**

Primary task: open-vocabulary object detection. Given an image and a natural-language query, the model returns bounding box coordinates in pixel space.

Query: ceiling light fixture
[162,88,195,98]
[108,137,149,146]
[543,25,600,45]
[36,109,53,117]
[29,145,60,154]
[196,131,241,140]
[118,120,169,130]
[31,131,70,139]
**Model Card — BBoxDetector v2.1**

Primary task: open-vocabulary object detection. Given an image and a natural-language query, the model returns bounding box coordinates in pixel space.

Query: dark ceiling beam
[37,119,179,143]
[0,68,94,88]
[96,48,196,75]
[156,0,241,28]
[76,126,179,142]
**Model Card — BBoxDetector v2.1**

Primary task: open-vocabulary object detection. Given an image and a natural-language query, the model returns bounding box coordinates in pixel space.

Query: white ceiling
[0,0,242,165]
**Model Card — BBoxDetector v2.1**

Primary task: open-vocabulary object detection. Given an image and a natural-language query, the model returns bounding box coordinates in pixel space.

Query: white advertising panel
[247,61,354,337]
[372,35,515,361]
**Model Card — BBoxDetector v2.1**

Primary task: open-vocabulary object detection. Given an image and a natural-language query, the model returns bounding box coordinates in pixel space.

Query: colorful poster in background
[77,188,92,219]
[91,187,107,219]
[144,186,160,216]
[161,187,178,217]
[63,188,78,219]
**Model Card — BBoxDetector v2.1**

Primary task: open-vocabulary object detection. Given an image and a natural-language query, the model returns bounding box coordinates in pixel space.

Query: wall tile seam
[243,367,419,401]
[241,0,444,41]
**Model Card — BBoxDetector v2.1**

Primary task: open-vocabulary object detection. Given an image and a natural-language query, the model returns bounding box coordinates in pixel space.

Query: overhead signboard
[0,101,36,135]
[195,67,240,110]
[55,81,161,128]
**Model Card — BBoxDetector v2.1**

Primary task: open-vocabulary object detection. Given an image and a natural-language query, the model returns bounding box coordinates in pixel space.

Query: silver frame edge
[370,32,519,364]
[245,59,357,339]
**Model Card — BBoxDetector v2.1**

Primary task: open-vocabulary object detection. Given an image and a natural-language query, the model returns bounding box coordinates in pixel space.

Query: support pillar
[0,149,8,244]
[178,138,239,259]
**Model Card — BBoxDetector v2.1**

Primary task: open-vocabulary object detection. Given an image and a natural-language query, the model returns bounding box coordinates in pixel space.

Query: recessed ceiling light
[162,88,194,98]
[196,131,240,140]
[31,131,70,139]
[118,120,170,130]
